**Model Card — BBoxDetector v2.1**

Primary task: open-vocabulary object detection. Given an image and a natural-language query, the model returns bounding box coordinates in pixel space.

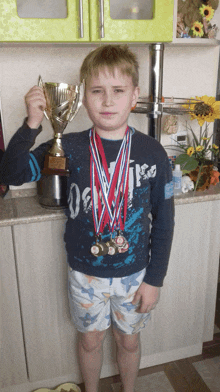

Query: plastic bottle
[173,164,182,195]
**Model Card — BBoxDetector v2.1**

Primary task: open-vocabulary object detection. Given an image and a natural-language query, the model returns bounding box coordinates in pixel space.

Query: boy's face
[83,67,139,139]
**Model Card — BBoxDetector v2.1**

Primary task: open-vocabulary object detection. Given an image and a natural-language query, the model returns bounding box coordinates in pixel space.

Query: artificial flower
[187,146,195,156]
[168,95,220,191]
[210,169,220,185]
[196,145,205,152]
[192,21,204,37]
[189,95,220,126]
[199,5,215,21]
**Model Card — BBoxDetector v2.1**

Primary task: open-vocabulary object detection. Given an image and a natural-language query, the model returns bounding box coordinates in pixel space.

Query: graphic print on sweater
[68,159,157,219]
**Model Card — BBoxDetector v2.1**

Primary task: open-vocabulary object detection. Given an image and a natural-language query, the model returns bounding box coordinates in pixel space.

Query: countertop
[1,184,220,227]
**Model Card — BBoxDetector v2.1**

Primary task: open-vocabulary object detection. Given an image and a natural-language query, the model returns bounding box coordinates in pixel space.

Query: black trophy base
[37,174,68,209]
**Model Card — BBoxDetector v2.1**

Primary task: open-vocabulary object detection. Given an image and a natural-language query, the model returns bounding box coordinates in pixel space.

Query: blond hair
[80,44,139,87]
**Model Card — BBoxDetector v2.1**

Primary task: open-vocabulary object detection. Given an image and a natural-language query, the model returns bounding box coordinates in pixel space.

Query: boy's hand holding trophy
[26,76,84,209]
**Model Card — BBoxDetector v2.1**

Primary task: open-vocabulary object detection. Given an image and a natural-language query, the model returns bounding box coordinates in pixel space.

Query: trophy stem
[49,133,65,157]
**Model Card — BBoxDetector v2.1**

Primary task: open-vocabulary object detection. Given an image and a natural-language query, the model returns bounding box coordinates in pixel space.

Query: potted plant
[173,95,220,191]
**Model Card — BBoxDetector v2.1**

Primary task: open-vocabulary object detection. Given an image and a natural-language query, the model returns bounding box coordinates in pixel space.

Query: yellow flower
[196,145,204,152]
[199,5,214,22]
[202,137,209,141]
[192,21,204,37]
[187,147,195,156]
[189,95,220,126]
[212,144,219,150]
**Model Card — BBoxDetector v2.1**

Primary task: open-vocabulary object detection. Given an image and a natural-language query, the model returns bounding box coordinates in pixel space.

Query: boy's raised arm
[0,87,51,186]
[25,86,46,129]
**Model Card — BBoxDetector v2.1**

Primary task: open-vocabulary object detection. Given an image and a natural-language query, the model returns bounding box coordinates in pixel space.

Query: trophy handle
[69,81,84,122]
[38,75,49,120]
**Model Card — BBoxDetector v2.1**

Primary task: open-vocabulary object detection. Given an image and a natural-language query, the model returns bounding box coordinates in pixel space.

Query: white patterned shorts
[68,266,151,335]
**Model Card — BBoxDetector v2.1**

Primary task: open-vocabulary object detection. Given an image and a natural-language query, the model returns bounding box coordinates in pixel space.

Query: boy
[0,45,174,392]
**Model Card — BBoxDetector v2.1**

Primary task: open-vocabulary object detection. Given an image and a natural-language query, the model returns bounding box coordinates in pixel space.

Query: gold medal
[106,239,119,255]
[91,236,108,257]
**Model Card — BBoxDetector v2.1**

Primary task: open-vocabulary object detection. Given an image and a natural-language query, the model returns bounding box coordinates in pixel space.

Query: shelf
[167,38,220,47]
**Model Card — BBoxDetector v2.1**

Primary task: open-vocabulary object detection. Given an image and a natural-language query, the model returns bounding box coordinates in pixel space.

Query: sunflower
[212,144,219,150]
[189,95,220,126]
[192,21,204,37]
[196,145,205,152]
[199,4,215,21]
[187,147,195,156]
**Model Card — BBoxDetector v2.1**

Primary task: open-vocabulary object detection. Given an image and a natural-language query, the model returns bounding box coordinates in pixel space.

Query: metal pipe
[147,43,164,142]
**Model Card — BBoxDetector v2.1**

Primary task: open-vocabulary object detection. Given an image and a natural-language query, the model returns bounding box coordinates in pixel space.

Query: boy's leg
[110,268,150,392]
[78,329,107,392]
[112,328,141,392]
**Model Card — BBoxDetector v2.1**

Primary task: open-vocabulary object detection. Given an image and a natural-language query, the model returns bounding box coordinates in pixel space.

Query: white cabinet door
[12,200,220,382]
[0,226,27,389]
[13,219,81,383]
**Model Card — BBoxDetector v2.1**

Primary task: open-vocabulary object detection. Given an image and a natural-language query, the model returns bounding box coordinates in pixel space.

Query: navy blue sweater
[0,122,174,287]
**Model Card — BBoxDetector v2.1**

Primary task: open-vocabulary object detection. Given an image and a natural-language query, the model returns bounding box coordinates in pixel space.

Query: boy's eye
[114,89,124,93]
[92,89,102,94]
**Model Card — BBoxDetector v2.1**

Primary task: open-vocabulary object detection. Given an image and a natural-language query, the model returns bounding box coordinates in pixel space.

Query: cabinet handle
[79,0,84,38]
[99,0,104,38]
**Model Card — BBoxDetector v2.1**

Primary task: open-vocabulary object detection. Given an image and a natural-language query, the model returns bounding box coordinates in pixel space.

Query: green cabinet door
[0,0,90,42]
[90,0,174,43]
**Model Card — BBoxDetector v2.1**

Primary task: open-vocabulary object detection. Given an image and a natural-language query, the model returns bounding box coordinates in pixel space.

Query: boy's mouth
[100,112,117,115]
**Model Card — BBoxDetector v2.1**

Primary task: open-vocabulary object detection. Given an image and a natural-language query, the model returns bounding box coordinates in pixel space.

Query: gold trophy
[37,76,84,209]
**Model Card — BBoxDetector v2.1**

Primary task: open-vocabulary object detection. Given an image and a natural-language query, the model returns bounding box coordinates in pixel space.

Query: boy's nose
[103,92,113,106]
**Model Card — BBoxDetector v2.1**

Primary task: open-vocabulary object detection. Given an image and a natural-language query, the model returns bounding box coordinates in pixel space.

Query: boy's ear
[132,86,140,107]
[82,95,86,108]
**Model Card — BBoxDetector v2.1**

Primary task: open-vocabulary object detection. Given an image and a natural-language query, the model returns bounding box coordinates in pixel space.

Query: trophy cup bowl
[37,76,84,209]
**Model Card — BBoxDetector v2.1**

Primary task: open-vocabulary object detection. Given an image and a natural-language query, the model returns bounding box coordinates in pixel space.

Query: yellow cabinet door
[0,0,90,42]
[90,0,174,42]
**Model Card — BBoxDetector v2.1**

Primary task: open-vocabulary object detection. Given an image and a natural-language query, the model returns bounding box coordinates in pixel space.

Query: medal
[114,230,129,253]
[114,231,127,247]
[106,235,119,255]
[89,127,132,256]
[91,235,108,257]
[118,241,129,253]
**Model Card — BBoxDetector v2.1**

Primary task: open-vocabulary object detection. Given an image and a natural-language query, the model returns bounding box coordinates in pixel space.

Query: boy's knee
[79,330,107,353]
[113,329,140,353]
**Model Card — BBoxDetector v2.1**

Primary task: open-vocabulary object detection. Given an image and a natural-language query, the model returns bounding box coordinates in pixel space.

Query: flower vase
[188,163,213,191]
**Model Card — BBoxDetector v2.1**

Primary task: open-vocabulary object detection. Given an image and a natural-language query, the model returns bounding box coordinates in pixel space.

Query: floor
[78,282,220,392]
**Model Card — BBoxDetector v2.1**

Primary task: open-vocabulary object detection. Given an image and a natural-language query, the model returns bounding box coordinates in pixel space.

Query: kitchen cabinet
[12,219,79,383]
[0,0,174,43]
[89,0,174,43]
[0,0,90,42]
[0,226,28,389]
[7,197,220,385]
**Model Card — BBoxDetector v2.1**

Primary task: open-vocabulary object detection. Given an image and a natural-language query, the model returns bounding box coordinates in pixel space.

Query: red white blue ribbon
[89,127,132,237]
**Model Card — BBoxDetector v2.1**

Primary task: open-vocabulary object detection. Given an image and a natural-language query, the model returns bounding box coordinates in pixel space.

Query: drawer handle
[99,0,104,38]
[79,0,84,38]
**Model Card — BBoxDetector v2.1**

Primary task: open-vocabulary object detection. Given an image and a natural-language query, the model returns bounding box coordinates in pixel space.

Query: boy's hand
[25,86,46,129]
[132,282,160,313]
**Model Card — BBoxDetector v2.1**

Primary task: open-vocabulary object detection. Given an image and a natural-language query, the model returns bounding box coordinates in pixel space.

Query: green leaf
[190,128,199,146]
[175,154,198,171]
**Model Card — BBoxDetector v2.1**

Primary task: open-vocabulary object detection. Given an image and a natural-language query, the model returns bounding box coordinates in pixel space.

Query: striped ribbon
[89,127,132,236]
